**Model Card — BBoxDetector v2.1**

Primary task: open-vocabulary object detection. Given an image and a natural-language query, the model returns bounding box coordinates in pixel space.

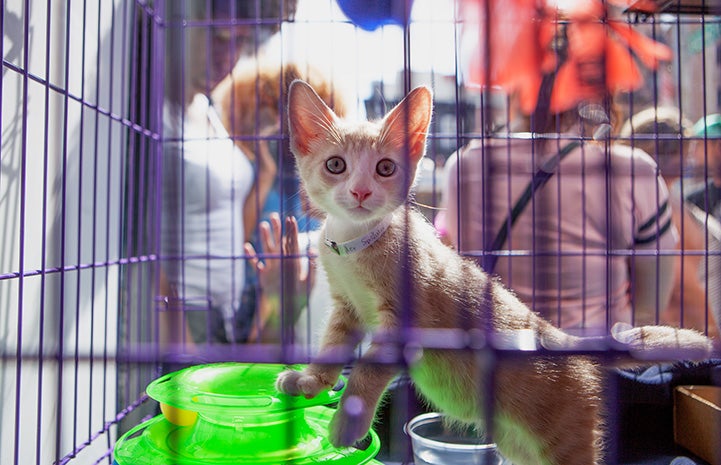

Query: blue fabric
[615,359,721,404]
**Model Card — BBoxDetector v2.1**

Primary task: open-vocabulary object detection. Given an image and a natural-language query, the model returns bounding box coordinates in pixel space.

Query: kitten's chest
[320,248,385,328]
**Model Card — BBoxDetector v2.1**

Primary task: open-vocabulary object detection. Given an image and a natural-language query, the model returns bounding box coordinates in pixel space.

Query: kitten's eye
[376,159,396,177]
[325,156,346,174]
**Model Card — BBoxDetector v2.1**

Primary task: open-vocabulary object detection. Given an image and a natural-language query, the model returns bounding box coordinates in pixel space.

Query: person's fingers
[259,220,273,252]
[269,212,282,249]
[284,216,299,255]
[244,242,264,272]
[284,216,304,281]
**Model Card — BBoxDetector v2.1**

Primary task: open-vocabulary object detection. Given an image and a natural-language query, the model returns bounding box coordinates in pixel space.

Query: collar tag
[325,238,344,256]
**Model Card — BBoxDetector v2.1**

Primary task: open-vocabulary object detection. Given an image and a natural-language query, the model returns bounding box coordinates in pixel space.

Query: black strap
[482,23,574,272]
[483,140,581,273]
[531,23,568,134]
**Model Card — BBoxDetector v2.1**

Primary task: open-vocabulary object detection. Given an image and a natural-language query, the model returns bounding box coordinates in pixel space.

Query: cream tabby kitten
[275,80,713,465]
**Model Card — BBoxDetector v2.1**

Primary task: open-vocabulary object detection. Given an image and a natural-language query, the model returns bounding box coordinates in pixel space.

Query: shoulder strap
[483,140,581,273]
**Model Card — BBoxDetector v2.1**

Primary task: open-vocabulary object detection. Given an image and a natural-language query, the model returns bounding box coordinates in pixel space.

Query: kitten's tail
[609,323,714,361]
[541,323,715,362]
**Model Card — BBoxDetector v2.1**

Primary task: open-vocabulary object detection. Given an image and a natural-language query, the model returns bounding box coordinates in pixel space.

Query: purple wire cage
[1,1,720,464]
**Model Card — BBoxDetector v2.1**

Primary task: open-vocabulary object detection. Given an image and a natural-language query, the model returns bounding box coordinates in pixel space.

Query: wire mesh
[1,1,720,464]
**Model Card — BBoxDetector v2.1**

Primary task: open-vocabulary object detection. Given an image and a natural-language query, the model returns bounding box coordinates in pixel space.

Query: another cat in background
[275,80,713,465]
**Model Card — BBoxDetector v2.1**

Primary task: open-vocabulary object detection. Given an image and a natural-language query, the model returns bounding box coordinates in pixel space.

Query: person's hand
[245,213,316,341]
[245,213,314,292]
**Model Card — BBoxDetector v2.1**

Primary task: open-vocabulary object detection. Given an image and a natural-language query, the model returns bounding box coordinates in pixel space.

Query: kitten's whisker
[408,200,445,211]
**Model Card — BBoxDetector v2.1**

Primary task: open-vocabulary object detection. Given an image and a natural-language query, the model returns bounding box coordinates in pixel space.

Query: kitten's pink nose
[351,188,372,203]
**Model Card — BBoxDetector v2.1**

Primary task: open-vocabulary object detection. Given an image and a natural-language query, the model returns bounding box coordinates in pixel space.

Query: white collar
[324,215,393,256]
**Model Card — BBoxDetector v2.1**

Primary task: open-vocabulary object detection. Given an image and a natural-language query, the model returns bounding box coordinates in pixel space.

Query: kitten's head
[287,80,432,224]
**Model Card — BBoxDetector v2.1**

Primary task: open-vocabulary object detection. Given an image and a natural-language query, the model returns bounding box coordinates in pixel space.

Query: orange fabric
[462,0,672,114]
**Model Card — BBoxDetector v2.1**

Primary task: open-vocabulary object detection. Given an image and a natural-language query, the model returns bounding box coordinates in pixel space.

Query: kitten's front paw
[275,369,329,399]
[328,395,374,448]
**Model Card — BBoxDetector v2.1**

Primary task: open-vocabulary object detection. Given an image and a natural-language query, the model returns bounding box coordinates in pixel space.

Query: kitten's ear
[287,79,338,157]
[380,86,433,163]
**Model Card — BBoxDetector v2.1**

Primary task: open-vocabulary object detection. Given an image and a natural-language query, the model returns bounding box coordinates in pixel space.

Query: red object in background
[462,0,672,114]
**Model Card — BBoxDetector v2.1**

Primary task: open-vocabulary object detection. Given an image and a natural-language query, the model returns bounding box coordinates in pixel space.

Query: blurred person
[438,0,677,336]
[686,114,721,336]
[619,106,718,337]
[211,59,346,344]
[439,111,677,335]
[690,114,721,208]
[158,0,300,347]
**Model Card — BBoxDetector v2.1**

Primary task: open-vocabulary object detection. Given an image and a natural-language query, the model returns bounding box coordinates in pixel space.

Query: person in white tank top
[158,1,298,345]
